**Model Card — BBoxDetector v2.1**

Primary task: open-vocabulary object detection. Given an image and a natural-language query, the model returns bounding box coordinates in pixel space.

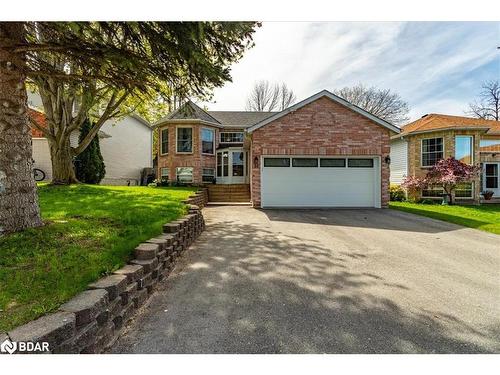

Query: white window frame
[176,167,194,183]
[202,168,215,183]
[160,127,169,155]
[160,167,169,177]
[455,135,474,164]
[176,125,193,154]
[201,127,215,155]
[220,131,244,144]
[421,137,444,168]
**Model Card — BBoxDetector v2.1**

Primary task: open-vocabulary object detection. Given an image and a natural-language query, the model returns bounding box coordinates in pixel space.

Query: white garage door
[261,156,381,208]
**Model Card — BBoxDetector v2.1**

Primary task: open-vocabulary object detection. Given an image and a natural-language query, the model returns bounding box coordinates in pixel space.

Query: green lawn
[389,201,500,235]
[0,184,197,331]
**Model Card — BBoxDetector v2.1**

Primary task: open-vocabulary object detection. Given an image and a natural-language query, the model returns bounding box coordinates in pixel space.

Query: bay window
[176,127,193,153]
[455,136,473,164]
[201,128,215,155]
[421,138,443,167]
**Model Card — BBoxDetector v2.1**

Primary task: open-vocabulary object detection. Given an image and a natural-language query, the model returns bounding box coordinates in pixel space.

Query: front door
[216,148,247,184]
[484,163,500,196]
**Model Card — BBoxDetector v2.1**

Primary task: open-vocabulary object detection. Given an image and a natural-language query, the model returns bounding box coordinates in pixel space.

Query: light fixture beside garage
[384,155,391,165]
[253,156,259,168]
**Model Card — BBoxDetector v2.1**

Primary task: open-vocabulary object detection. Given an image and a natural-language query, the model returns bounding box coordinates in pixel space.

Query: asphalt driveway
[110,206,500,353]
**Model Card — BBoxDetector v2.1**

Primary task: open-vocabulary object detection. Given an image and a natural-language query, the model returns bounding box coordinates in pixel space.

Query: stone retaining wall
[185,188,208,208]
[1,204,205,354]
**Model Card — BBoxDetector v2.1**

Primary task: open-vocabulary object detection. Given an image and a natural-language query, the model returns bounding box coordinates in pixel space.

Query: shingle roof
[207,111,277,127]
[29,108,47,137]
[399,114,500,136]
[167,101,221,124]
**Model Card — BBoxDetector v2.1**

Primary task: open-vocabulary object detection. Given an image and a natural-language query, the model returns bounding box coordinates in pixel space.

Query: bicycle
[33,167,46,182]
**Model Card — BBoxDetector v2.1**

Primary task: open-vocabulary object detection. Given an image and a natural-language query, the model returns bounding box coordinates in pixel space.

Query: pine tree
[75,119,106,184]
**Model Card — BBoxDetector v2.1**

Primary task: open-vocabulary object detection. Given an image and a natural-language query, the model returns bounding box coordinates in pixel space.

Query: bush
[389,184,406,201]
[74,118,106,184]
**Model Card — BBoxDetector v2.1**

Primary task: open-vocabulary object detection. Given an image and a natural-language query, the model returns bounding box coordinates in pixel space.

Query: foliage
[402,157,480,204]
[389,184,406,201]
[19,22,259,183]
[334,83,410,125]
[0,184,197,331]
[74,119,106,184]
[467,80,499,121]
[245,80,297,111]
[389,202,500,235]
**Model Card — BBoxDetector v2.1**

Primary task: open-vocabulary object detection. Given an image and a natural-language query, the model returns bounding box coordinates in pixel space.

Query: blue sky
[202,22,500,122]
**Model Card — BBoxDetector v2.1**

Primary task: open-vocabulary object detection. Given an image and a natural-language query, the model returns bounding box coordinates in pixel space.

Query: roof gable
[246,90,401,134]
[165,101,220,124]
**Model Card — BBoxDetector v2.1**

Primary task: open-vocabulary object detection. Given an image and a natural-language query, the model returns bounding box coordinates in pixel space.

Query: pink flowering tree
[402,157,480,204]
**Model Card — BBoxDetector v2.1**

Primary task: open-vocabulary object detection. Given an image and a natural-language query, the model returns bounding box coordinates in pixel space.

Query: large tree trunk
[48,136,78,184]
[0,22,43,234]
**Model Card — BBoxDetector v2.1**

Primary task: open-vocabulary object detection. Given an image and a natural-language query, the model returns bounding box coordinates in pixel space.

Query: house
[390,114,500,202]
[30,108,153,185]
[155,89,400,208]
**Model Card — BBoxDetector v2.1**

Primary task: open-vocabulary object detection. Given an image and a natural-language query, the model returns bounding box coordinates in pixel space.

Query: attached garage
[247,90,401,208]
[261,156,381,208]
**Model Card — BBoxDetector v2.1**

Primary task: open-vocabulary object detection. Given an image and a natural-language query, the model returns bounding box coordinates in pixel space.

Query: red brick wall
[157,123,219,184]
[250,97,391,207]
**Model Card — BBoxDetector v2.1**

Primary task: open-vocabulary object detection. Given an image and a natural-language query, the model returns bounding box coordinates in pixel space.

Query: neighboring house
[155,90,400,208]
[390,114,500,202]
[30,108,153,185]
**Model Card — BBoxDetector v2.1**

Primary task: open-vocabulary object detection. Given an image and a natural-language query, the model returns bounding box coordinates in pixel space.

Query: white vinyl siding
[390,139,408,185]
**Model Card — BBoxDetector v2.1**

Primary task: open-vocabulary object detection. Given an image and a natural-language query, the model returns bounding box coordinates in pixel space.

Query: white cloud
[202,22,499,122]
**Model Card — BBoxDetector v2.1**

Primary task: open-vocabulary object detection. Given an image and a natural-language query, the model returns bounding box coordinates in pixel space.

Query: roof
[29,108,47,137]
[207,111,277,128]
[164,101,221,124]
[246,90,401,134]
[397,114,500,137]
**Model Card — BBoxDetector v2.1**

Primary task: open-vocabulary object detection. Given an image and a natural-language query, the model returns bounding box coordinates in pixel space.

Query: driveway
[110,207,500,353]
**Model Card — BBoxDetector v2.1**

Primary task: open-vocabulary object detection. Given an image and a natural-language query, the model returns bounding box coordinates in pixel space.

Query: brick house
[390,114,500,202]
[155,90,400,208]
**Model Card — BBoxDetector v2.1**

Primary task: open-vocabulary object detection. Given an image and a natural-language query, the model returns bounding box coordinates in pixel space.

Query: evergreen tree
[75,119,106,184]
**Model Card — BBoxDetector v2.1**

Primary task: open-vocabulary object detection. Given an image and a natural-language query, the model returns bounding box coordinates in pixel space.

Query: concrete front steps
[207,184,251,203]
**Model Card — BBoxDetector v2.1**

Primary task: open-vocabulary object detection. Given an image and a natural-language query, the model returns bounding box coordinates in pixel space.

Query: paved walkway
[110,207,500,353]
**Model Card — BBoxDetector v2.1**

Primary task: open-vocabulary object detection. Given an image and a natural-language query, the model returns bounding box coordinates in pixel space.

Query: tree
[402,157,480,205]
[74,119,106,184]
[334,84,410,126]
[467,80,500,120]
[0,23,43,234]
[245,80,296,111]
[0,21,258,234]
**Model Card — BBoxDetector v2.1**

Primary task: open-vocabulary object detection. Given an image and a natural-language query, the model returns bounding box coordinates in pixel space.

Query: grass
[0,184,197,332]
[389,201,500,235]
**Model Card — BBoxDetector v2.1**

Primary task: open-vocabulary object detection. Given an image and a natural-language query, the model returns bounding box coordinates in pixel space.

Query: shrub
[389,184,406,201]
[74,119,106,184]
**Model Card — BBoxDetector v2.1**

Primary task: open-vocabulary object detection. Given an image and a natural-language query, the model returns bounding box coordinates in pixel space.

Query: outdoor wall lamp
[253,156,259,168]
[384,155,391,165]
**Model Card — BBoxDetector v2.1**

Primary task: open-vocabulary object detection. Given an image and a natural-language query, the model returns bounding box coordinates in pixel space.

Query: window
[263,158,290,167]
[176,167,193,183]
[160,168,169,177]
[455,136,473,164]
[348,158,374,168]
[202,168,215,183]
[217,152,229,177]
[421,138,443,167]
[480,139,500,151]
[320,158,346,167]
[485,164,498,189]
[201,128,215,155]
[160,128,168,155]
[220,132,244,143]
[292,158,318,167]
[176,127,192,153]
[422,183,473,198]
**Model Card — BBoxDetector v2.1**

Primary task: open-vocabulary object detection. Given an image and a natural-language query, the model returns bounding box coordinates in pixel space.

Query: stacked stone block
[1,204,205,354]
